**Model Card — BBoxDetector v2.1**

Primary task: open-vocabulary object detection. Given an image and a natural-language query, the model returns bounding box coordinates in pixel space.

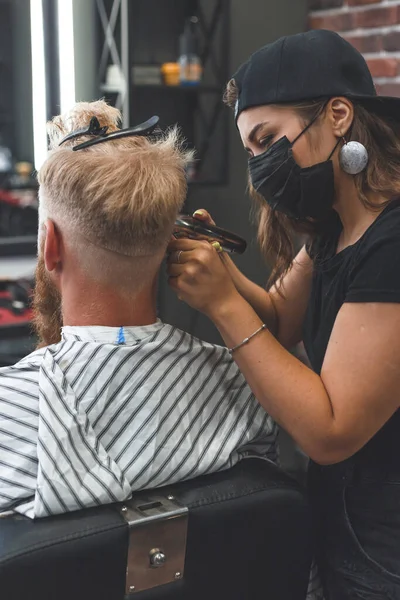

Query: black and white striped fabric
[0,321,278,519]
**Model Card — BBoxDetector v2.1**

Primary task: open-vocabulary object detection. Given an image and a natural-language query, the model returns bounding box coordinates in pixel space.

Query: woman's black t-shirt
[303,198,400,374]
[305,200,400,591]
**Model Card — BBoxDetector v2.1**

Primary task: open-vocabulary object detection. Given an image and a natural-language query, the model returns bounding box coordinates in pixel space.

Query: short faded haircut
[38,100,192,258]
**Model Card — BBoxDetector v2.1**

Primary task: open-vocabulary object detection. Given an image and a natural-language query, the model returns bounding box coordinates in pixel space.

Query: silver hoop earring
[339,139,368,175]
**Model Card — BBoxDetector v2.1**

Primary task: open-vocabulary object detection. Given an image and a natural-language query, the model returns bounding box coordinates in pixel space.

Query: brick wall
[309,0,400,96]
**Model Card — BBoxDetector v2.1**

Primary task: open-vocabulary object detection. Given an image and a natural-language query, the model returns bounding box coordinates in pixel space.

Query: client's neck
[62,278,158,328]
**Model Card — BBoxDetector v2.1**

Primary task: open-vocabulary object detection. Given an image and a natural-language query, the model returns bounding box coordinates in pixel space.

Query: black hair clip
[58,116,109,146]
[58,115,160,151]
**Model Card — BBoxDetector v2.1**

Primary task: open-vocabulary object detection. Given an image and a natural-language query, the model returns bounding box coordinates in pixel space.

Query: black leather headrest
[0,459,312,600]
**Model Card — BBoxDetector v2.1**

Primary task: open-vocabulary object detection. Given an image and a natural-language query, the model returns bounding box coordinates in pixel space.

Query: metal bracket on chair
[119,494,188,595]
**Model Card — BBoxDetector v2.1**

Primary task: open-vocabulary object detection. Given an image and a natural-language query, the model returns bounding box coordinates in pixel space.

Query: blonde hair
[38,101,193,286]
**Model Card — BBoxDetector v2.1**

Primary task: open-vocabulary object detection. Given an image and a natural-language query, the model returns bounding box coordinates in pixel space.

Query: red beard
[32,254,62,348]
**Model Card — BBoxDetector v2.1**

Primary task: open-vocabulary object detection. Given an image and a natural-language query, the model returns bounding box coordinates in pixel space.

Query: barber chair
[0,458,312,600]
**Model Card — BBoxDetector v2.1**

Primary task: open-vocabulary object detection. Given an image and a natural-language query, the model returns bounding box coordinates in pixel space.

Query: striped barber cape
[0,320,278,519]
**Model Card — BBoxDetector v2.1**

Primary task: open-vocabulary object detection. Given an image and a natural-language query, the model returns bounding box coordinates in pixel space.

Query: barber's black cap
[233,29,400,122]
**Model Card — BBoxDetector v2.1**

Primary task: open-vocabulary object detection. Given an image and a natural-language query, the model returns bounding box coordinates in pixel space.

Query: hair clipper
[173,215,247,254]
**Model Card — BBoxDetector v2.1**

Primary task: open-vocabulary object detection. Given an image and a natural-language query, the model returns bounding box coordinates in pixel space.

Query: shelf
[0,236,37,257]
[134,83,221,93]
[101,83,222,94]
[0,322,33,340]
[96,0,230,186]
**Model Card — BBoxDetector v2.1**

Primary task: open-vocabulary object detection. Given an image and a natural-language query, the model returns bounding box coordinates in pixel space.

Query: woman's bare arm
[211,296,400,465]
[167,238,400,464]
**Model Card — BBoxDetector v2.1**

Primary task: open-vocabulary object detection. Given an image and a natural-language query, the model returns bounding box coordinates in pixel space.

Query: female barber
[168,30,400,599]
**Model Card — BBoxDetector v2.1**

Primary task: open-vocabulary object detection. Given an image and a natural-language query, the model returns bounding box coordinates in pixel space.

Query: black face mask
[248,110,341,220]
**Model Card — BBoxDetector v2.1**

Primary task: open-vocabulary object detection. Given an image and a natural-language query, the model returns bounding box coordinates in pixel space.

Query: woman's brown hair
[224,79,400,289]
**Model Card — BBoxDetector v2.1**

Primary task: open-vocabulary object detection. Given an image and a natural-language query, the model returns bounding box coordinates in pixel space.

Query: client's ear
[43,220,62,273]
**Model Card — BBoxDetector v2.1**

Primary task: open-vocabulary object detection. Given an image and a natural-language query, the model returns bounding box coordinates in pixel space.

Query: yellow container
[161,62,180,86]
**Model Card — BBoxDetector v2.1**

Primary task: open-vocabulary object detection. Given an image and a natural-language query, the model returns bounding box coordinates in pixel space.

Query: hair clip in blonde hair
[58,117,109,146]
[58,115,160,151]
